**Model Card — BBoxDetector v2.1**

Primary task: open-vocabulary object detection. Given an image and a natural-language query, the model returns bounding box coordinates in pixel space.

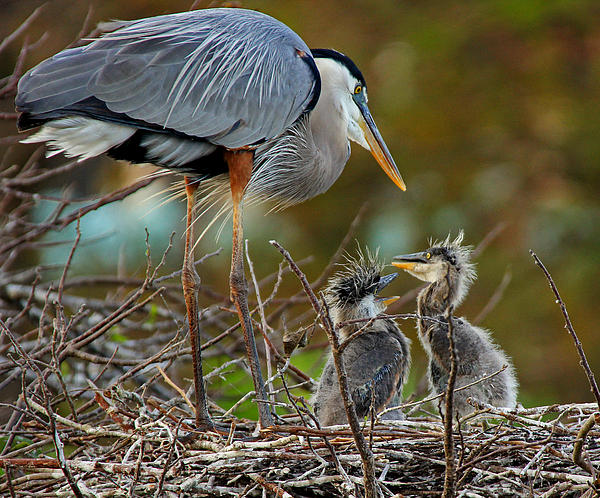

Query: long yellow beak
[357,103,406,191]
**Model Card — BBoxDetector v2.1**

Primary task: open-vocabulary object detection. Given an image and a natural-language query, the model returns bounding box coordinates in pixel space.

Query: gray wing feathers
[17,8,317,148]
[17,48,98,113]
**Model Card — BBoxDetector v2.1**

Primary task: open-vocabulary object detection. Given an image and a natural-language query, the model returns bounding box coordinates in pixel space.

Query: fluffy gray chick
[393,231,518,417]
[313,251,411,426]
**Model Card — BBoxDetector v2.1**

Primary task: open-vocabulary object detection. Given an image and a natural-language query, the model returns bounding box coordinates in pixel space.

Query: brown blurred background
[1,0,599,408]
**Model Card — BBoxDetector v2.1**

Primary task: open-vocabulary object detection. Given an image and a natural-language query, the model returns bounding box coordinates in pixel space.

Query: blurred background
[1,0,599,410]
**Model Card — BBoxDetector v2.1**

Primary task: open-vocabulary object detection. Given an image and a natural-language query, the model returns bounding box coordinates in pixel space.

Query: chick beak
[374,272,399,308]
[392,252,428,271]
[376,272,398,293]
[391,261,416,271]
[381,296,400,307]
[356,100,406,191]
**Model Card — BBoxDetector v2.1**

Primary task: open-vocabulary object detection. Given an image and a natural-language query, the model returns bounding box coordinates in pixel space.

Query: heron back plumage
[17,8,319,154]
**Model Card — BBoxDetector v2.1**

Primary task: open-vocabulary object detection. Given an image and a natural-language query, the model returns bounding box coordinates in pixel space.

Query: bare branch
[530,250,600,411]
[270,240,380,498]
[442,304,457,498]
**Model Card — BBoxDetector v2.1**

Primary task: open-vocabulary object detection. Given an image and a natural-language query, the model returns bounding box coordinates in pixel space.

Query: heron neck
[246,60,352,207]
[309,60,352,180]
[416,266,461,318]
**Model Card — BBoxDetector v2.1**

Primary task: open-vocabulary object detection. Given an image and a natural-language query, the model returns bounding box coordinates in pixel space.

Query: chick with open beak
[313,250,411,426]
[393,231,518,418]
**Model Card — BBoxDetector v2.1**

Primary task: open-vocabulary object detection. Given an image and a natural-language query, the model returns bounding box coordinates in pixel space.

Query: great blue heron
[15,8,406,429]
[313,251,411,425]
[392,232,518,417]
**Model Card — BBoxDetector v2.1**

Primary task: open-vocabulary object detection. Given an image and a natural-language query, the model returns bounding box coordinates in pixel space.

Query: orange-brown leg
[225,150,274,429]
[182,176,213,430]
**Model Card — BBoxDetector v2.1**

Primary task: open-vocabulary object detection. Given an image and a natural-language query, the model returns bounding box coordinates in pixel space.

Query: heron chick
[313,252,411,426]
[393,232,517,417]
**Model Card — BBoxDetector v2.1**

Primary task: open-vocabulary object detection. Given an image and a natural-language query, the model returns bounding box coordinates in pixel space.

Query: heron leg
[182,176,213,430]
[225,150,274,429]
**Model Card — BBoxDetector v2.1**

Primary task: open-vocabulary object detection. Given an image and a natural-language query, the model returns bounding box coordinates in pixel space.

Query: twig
[473,269,512,325]
[339,313,448,328]
[270,240,380,498]
[0,321,84,498]
[157,366,195,414]
[0,176,158,256]
[24,396,134,439]
[0,4,46,54]
[471,222,506,259]
[4,464,15,498]
[467,399,575,436]
[128,436,145,498]
[245,240,275,409]
[442,304,457,498]
[248,473,293,497]
[278,369,326,464]
[90,384,134,431]
[155,420,181,497]
[530,250,600,410]
[378,364,508,419]
[269,240,323,318]
[338,316,377,353]
[572,413,598,476]
[311,202,369,289]
[294,397,355,493]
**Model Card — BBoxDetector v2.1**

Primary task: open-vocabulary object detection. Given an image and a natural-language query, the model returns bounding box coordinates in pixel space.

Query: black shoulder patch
[310,48,366,87]
[297,49,321,114]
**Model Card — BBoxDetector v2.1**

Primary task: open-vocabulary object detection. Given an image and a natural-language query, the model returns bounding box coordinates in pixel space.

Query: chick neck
[416,262,462,319]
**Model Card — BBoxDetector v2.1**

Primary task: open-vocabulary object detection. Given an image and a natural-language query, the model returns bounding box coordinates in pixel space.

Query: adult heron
[15,8,406,429]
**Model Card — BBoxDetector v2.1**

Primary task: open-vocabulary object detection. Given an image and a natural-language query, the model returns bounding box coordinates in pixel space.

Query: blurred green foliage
[1,0,599,412]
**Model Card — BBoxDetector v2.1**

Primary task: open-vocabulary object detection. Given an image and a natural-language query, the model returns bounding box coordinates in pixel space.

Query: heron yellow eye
[426,252,431,259]
[354,85,362,94]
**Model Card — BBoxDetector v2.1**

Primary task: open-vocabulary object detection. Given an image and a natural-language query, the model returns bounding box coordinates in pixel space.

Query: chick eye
[354,85,362,95]
[426,252,431,259]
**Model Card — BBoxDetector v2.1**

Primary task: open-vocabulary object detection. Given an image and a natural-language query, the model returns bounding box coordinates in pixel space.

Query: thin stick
[572,413,597,475]
[154,421,181,497]
[157,366,195,414]
[270,240,379,498]
[0,4,46,54]
[471,222,506,259]
[530,250,600,411]
[442,301,457,498]
[473,269,512,325]
[378,365,508,418]
[0,322,84,498]
[245,240,275,409]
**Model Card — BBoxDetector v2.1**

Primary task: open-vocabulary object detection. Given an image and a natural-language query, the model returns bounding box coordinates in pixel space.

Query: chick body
[394,232,518,417]
[313,252,411,425]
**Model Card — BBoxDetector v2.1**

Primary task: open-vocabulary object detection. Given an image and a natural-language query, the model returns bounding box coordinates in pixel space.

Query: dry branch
[441,304,457,498]
[530,250,600,411]
[270,239,379,498]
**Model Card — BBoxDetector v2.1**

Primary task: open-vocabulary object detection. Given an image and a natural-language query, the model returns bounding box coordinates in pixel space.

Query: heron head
[392,231,476,305]
[325,248,399,325]
[311,49,406,191]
